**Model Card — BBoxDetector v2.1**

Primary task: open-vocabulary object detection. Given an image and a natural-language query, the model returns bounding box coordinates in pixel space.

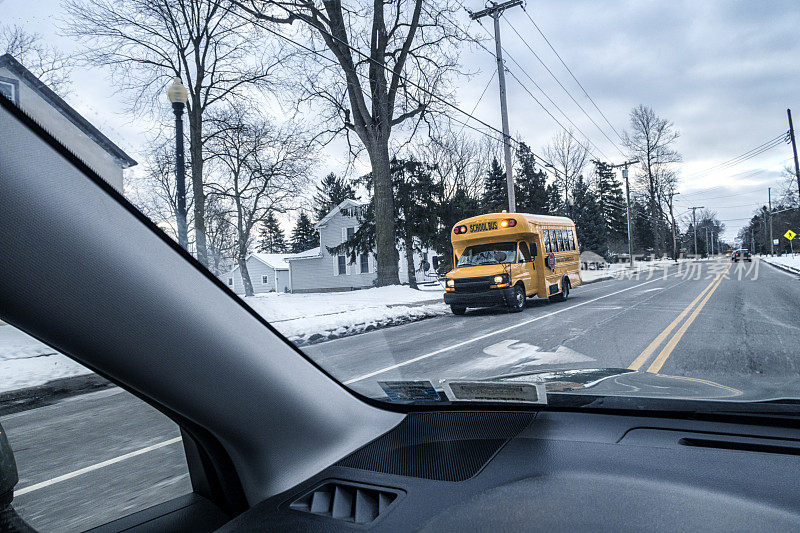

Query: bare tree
[205,105,313,296]
[234,0,469,286]
[413,129,500,202]
[127,139,194,240]
[204,194,238,276]
[623,104,681,256]
[544,129,588,207]
[1,25,74,95]
[64,0,285,267]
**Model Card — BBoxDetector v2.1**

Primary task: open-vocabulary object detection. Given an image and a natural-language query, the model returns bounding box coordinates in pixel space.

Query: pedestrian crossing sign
[785,230,796,241]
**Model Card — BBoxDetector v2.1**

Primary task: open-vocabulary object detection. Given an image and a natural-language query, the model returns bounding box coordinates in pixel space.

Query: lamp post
[167,77,189,250]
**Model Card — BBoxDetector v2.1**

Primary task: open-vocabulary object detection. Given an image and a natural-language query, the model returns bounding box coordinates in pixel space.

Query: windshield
[456,242,517,267]
[5,3,800,527]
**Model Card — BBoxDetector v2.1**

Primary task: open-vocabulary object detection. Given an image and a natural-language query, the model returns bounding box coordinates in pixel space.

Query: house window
[228,277,233,286]
[360,254,369,273]
[337,255,347,275]
[0,77,18,104]
[262,275,269,284]
[346,227,355,241]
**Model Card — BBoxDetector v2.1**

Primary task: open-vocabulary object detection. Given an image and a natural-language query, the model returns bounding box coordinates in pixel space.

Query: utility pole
[769,187,774,255]
[611,160,639,267]
[689,206,705,257]
[788,109,800,204]
[470,0,523,213]
[667,190,679,260]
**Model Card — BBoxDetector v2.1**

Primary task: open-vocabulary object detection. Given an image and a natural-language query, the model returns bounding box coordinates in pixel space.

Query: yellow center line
[627,273,722,371]
[646,266,730,373]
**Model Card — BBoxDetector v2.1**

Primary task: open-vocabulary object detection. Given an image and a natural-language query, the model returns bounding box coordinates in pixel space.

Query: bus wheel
[451,305,467,315]
[550,278,570,302]
[508,284,526,313]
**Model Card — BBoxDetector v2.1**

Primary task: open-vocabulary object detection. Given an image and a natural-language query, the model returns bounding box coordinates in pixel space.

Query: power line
[520,7,626,144]
[502,15,627,157]
[680,133,788,181]
[470,18,608,160]
[456,70,496,137]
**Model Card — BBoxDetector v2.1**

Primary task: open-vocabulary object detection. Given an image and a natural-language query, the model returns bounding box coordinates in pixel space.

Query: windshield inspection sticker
[379,380,442,402]
[444,381,547,404]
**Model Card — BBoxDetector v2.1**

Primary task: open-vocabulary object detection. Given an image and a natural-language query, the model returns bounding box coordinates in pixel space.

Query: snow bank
[242,284,447,345]
[0,325,91,392]
[761,254,800,273]
[0,284,448,393]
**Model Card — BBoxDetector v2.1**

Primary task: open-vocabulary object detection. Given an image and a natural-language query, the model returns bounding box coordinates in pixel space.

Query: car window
[5,2,800,528]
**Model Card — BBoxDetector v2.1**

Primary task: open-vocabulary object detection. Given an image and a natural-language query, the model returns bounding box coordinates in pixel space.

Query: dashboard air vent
[289,480,401,524]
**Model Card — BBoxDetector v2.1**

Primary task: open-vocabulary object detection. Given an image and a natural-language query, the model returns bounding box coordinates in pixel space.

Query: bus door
[516,241,536,295]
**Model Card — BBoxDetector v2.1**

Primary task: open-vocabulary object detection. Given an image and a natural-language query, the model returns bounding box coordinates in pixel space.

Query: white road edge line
[344,272,680,385]
[14,436,183,497]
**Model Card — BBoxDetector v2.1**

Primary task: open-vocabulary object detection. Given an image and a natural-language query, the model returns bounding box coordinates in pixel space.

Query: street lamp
[167,76,189,250]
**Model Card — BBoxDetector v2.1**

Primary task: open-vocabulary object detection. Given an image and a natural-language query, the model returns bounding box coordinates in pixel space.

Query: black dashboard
[210,410,800,531]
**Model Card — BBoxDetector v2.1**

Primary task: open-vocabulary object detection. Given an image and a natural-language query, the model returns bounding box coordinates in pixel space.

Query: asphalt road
[5,258,800,531]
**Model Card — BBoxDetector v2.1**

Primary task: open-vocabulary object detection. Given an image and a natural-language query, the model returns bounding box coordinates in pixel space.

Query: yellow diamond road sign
[785,229,796,241]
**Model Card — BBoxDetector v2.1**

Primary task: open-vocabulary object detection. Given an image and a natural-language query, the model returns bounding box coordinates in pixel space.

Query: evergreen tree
[515,143,549,214]
[393,158,442,289]
[257,211,288,253]
[594,161,627,241]
[481,157,508,212]
[328,158,442,289]
[568,176,607,255]
[546,182,563,215]
[312,172,356,221]
[290,211,319,253]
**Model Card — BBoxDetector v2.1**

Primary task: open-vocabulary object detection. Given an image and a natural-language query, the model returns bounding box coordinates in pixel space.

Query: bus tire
[451,305,467,315]
[550,277,570,302]
[508,283,526,313]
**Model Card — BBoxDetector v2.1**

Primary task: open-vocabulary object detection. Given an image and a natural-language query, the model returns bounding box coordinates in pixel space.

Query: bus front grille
[454,276,493,293]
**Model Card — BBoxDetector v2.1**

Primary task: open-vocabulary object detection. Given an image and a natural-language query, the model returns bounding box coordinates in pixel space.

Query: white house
[0,54,136,191]
[287,199,436,293]
[226,253,295,295]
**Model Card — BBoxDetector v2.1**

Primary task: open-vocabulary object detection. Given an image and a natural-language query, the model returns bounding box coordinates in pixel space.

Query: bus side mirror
[531,242,538,257]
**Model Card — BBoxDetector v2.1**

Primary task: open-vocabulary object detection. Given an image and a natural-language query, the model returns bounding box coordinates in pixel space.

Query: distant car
[725,250,732,257]
[732,249,752,262]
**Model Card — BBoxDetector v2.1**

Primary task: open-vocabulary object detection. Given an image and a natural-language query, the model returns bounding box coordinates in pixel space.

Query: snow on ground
[761,254,800,273]
[243,283,447,345]
[0,325,92,392]
[0,284,449,393]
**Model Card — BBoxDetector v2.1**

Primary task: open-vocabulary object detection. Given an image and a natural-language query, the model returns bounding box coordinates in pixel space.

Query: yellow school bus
[443,212,581,315]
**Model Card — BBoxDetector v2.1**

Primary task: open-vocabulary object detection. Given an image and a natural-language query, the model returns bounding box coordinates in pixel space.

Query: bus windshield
[456,242,517,267]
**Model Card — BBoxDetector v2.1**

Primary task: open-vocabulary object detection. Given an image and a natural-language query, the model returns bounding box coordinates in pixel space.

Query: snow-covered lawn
[0,325,91,393]
[761,254,800,273]
[244,284,447,345]
[0,284,449,393]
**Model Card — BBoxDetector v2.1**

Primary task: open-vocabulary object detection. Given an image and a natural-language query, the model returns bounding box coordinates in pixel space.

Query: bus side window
[557,230,565,251]
[519,242,532,263]
[548,230,555,252]
[530,241,538,257]
[543,231,551,253]
[568,229,575,250]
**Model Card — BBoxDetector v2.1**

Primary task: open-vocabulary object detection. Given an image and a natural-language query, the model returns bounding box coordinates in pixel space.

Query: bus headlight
[493,275,505,284]
[446,279,455,288]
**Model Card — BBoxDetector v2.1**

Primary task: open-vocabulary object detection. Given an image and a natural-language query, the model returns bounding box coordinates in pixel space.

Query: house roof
[314,198,366,229]
[285,247,321,261]
[0,54,137,169]
[250,253,294,270]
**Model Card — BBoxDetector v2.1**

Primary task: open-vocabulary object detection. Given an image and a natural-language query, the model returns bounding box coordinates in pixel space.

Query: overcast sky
[4,0,800,242]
